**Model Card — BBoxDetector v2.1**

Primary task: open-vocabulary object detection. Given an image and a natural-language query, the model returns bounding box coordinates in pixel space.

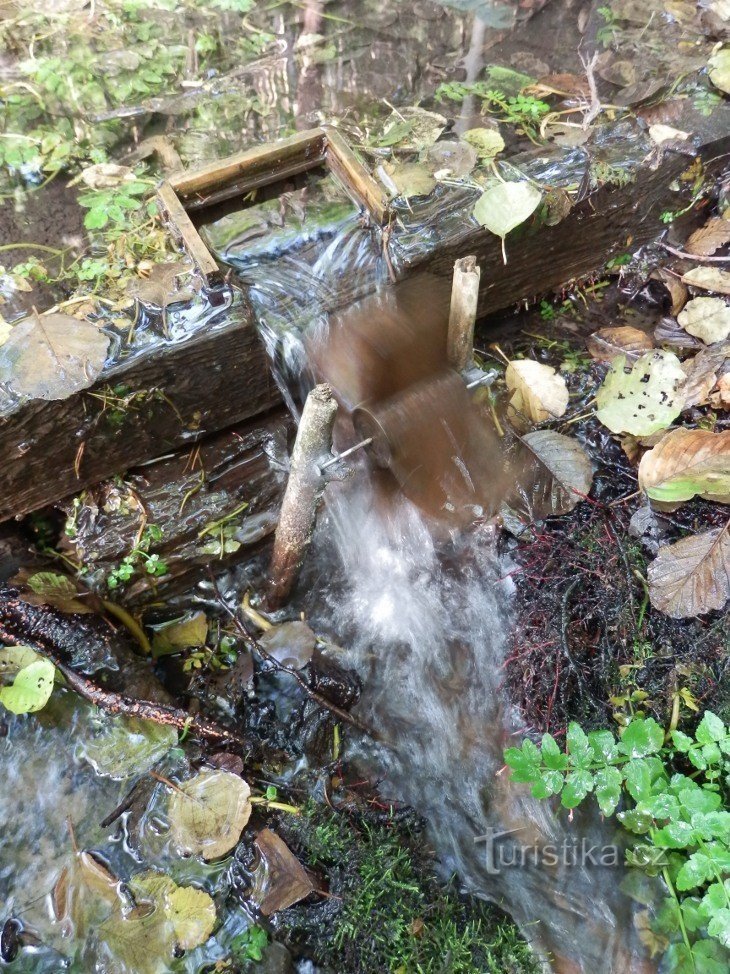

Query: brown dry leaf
[257,621,316,669]
[535,73,590,98]
[508,429,594,520]
[505,360,569,425]
[650,270,688,318]
[128,261,195,311]
[710,373,730,409]
[682,340,730,407]
[250,829,316,916]
[685,217,730,257]
[0,312,109,401]
[587,326,653,364]
[648,521,730,618]
[682,266,730,295]
[79,163,134,190]
[638,429,730,504]
[168,768,251,860]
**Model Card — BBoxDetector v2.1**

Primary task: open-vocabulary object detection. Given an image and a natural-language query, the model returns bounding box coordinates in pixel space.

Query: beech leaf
[639,429,730,504]
[251,829,316,915]
[168,768,251,859]
[648,522,730,618]
[0,312,109,402]
[587,326,653,364]
[595,351,686,436]
[677,297,730,345]
[682,266,730,296]
[509,429,594,520]
[505,359,569,425]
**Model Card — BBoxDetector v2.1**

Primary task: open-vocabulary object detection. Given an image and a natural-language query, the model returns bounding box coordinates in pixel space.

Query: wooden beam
[325,127,389,225]
[157,181,222,284]
[0,301,281,522]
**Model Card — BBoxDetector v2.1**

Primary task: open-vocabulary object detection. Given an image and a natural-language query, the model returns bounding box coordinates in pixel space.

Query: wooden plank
[61,408,293,605]
[157,181,222,283]
[325,127,389,224]
[168,128,328,202]
[0,302,281,522]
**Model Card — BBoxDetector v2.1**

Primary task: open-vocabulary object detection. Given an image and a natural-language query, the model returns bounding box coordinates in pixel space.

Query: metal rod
[319,437,373,472]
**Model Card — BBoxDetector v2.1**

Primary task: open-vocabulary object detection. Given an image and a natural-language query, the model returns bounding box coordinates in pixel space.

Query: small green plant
[505,712,730,973]
[230,924,269,963]
[606,253,632,271]
[107,524,168,589]
[596,6,619,47]
[78,180,154,231]
[436,83,549,140]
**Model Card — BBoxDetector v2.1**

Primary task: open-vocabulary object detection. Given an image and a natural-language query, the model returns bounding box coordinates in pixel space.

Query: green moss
[278,803,538,974]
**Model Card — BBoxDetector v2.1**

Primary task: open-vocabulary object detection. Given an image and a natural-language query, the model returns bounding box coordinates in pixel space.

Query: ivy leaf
[618,717,665,758]
[0,658,55,715]
[594,766,623,816]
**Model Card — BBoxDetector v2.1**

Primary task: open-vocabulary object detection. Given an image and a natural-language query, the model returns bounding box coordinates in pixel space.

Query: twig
[580,52,601,130]
[661,242,730,264]
[0,622,243,745]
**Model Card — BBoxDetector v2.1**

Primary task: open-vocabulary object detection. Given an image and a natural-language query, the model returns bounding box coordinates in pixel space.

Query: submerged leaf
[708,47,730,95]
[505,360,569,425]
[0,646,44,680]
[388,163,436,199]
[677,297,730,345]
[648,522,730,618]
[0,658,55,714]
[130,873,216,951]
[80,714,177,779]
[595,351,686,436]
[128,261,195,310]
[639,429,730,504]
[0,312,109,401]
[151,612,208,658]
[587,326,653,364]
[168,768,251,859]
[257,621,316,669]
[426,140,477,177]
[462,127,505,160]
[251,829,315,915]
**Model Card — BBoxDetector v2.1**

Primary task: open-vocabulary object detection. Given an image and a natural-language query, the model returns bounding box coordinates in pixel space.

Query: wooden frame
[157,126,389,285]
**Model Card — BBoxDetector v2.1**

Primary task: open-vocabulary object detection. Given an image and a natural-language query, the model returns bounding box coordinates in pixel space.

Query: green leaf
[473,181,541,246]
[618,717,665,758]
[587,729,618,763]
[463,127,505,160]
[151,612,208,658]
[531,769,563,799]
[561,769,593,808]
[504,746,540,783]
[624,759,653,802]
[540,732,568,770]
[671,730,694,753]
[676,852,715,891]
[654,821,696,849]
[680,787,722,816]
[79,714,177,780]
[595,351,686,437]
[0,658,55,714]
[708,48,730,96]
[681,897,707,933]
[84,207,109,230]
[594,766,623,816]
[618,808,654,834]
[566,722,593,767]
[696,712,726,745]
[700,881,730,920]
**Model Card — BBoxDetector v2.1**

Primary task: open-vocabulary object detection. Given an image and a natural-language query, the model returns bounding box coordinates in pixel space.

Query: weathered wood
[0,300,281,522]
[325,127,389,224]
[61,408,293,605]
[157,181,222,284]
[268,384,337,608]
[447,256,480,371]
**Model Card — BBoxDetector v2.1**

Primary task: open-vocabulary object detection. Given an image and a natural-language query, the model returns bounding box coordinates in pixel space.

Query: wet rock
[260,940,295,974]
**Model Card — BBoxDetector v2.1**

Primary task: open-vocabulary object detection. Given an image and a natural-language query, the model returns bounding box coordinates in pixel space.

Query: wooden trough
[0,119,728,523]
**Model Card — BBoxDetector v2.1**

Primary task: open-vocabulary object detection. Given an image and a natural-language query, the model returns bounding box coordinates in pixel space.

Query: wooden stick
[156,181,221,284]
[267,384,337,608]
[447,256,481,372]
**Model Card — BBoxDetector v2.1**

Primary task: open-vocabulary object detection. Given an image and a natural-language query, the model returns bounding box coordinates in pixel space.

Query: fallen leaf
[168,768,251,860]
[387,163,436,199]
[587,326,653,363]
[426,140,477,177]
[0,658,55,714]
[79,163,135,190]
[0,646,43,680]
[648,124,689,145]
[685,218,730,257]
[710,373,730,409]
[682,266,730,295]
[654,316,700,350]
[97,900,171,974]
[128,260,195,306]
[257,620,316,669]
[681,341,730,407]
[650,269,688,317]
[595,351,686,436]
[509,429,594,519]
[473,181,542,261]
[250,829,315,915]
[677,297,730,344]
[381,107,446,152]
[462,127,505,160]
[638,429,730,504]
[151,612,208,658]
[505,360,569,425]
[11,569,94,614]
[0,312,109,401]
[167,884,216,950]
[708,47,730,95]
[648,522,730,618]
[80,714,177,780]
